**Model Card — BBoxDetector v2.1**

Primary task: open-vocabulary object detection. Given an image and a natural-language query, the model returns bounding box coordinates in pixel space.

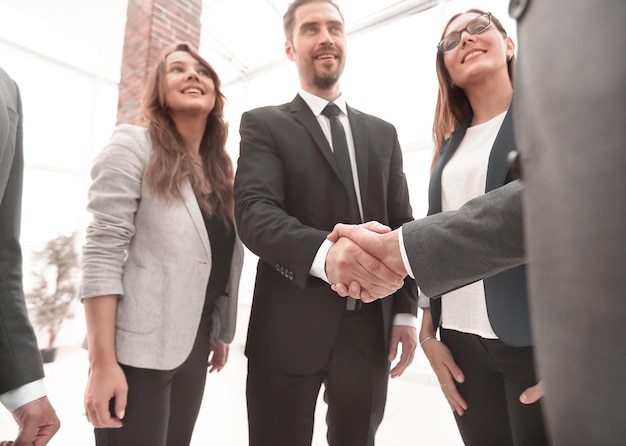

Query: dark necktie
[322,103,361,311]
[322,103,361,223]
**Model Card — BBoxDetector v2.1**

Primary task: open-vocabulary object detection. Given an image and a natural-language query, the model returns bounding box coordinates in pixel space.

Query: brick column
[117,0,203,125]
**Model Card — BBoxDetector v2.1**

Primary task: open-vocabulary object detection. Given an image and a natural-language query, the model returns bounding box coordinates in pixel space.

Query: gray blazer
[511,1,626,443]
[80,124,243,370]
[0,66,45,394]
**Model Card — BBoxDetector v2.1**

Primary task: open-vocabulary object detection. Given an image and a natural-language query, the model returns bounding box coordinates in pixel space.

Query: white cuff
[0,379,47,412]
[398,229,415,279]
[310,238,333,284]
[392,313,418,328]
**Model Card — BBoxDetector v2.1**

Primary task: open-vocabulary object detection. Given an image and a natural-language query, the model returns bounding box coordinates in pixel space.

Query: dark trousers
[94,313,212,446]
[441,329,550,446]
[246,302,389,446]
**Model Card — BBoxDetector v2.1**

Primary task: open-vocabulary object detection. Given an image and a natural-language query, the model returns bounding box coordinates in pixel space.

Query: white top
[440,112,506,339]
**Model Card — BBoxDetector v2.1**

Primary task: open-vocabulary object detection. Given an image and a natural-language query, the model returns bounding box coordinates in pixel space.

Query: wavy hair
[431,9,514,169]
[141,42,234,229]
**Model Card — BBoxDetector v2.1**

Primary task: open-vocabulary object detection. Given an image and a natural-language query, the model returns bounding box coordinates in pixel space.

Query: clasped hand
[325,221,407,302]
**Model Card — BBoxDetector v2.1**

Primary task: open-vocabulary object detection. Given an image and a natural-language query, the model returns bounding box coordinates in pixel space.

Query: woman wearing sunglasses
[418,10,550,445]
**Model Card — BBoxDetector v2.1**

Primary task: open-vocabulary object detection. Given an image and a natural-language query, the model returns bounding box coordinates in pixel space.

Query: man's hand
[5,396,60,446]
[388,326,417,378]
[327,222,407,300]
[208,336,229,373]
[325,235,404,301]
[519,381,543,404]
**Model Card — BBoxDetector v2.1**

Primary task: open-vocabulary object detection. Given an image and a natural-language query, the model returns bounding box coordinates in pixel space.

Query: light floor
[1,304,463,445]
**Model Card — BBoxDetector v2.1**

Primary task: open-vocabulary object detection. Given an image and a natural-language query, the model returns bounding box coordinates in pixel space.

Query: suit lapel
[485,109,515,192]
[429,110,515,214]
[0,77,15,198]
[290,95,340,179]
[0,85,9,161]
[290,96,370,212]
[428,118,470,214]
[179,179,212,260]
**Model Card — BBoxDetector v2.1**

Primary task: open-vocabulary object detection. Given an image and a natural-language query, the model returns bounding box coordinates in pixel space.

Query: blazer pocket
[117,264,169,334]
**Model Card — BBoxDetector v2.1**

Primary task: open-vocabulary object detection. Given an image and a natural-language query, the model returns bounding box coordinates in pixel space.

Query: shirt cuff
[0,379,47,412]
[392,313,418,328]
[418,291,431,309]
[398,229,415,279]
[310,238,332,284]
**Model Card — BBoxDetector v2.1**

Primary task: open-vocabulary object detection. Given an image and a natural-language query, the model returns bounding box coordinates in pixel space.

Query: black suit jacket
[235,94,417,375]
[0,66,44,395]
[428,110,532,347]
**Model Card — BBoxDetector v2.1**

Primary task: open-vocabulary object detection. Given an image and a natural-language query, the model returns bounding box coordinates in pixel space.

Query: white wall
[0,0,516,309]
[0,0,128,294]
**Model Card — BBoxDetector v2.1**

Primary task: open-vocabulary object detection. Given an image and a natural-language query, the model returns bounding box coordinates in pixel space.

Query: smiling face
[285,1,346,99]
[163,50,216,119]
[441,12,513,90]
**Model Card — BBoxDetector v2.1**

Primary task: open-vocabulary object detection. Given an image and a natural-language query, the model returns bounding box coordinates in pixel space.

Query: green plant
[26,232,80,352]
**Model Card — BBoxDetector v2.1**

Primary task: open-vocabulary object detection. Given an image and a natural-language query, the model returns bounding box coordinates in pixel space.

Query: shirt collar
[299,89,347,116]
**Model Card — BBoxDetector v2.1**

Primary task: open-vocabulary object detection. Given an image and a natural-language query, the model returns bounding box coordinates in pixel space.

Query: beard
[313,70,340,90]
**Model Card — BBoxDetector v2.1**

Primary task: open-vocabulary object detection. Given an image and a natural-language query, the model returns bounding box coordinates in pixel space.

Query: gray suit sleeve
[404,180,525,298]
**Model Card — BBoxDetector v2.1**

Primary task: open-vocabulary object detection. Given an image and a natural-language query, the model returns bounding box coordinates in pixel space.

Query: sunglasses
[437,12,492,53]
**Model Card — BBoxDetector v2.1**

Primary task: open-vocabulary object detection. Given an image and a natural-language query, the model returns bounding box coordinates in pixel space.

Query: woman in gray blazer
[80,43,243,446]
[418,11,548,445]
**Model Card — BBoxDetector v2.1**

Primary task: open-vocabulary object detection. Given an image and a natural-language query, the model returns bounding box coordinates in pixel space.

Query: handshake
[325,221,408,302]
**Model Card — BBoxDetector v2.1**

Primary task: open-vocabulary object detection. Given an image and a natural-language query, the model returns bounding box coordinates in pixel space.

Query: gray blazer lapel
[0,86,9,161]
[0,74,16,198]
[179,180,212,260]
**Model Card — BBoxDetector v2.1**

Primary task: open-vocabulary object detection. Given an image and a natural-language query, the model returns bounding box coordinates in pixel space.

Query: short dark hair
[283,0,344,41]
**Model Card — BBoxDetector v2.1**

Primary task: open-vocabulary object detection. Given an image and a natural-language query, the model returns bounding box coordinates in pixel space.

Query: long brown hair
[141,42,234,229]
[431,9,514,169]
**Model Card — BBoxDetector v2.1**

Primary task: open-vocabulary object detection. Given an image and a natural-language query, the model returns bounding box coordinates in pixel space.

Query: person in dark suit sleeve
[0,65,60,445]
[233,1,417,445]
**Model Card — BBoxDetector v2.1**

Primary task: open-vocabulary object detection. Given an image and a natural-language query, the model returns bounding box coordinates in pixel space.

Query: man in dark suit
[0,65,60,445]
[233,1,417,444]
